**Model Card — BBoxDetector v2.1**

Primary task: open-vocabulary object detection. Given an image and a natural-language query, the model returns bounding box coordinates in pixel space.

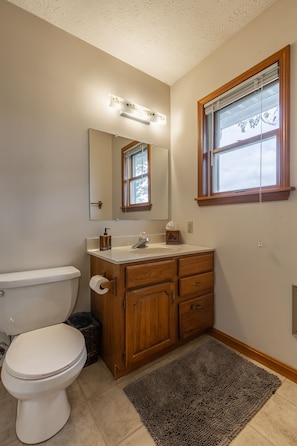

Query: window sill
[121,203,153,212]
[195,187,295,206]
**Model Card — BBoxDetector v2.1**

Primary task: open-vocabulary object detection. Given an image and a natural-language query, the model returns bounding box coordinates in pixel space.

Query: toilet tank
[0,266,81,336]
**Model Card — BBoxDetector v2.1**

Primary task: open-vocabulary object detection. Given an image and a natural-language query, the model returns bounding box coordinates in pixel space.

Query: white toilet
[0,266,87,444]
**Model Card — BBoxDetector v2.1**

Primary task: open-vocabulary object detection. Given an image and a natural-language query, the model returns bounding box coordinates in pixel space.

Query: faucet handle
[131,232,150,249]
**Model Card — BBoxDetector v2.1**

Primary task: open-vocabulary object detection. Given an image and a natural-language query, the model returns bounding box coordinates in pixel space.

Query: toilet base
[16,389,70,444]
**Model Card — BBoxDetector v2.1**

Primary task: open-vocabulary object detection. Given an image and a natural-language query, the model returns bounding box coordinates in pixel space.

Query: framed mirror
[89,129,169,220]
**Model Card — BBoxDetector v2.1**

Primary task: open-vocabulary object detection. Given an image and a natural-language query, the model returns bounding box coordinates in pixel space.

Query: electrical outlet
[187,221,193,233]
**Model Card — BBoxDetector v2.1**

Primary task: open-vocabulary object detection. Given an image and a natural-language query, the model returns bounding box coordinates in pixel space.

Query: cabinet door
[125,282,176,365]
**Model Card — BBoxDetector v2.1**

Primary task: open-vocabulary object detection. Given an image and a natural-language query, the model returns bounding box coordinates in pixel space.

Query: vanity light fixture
[109,94,167,126]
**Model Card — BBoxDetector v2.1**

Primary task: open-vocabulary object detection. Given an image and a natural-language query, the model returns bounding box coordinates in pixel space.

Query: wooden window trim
[196,45,294,206]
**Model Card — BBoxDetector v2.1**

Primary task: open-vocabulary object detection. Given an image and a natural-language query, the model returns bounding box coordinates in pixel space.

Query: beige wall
[2,0,297,371]
[0,1,170,312]
[171,0,297,368]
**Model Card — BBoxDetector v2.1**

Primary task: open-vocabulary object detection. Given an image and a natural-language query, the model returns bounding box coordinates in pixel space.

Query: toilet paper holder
[100,274,117,295]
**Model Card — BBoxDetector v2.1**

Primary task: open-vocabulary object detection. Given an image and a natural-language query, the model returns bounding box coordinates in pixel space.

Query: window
[197,46,294,206]
[121,141,152,212]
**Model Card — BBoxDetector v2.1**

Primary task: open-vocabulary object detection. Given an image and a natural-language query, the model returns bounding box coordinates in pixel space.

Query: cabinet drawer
[178,252,213,277]
[179,294,214,340]
[126,259,176,289]
[179,271,213,298]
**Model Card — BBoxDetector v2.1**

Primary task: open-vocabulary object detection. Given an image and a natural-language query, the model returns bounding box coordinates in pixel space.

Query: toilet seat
[4,323,85,380]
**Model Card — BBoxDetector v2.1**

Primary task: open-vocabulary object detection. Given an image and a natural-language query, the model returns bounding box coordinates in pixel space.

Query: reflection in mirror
[122,141,152,212]
[89,129,169,221]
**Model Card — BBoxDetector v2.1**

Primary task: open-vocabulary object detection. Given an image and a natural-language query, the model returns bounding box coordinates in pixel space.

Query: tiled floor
[1,335,297,445]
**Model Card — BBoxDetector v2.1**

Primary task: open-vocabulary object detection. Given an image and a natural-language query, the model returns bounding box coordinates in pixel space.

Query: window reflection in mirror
[88,129,169,221]
[121,141,152,212]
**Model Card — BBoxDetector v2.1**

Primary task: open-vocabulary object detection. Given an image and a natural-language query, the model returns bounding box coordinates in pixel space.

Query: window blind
[123,143,147,158]
[204,62,279,115]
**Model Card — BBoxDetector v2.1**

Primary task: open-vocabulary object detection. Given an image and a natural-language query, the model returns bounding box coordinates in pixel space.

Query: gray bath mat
[124,338,281,446]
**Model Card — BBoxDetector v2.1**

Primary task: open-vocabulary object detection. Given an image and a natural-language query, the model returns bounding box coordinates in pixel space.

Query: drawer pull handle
[191,304,204,310]
[193,282,202,286]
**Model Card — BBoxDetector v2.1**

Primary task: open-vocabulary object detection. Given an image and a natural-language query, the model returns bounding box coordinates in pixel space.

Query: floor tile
[89,385,143,446]
[67,379,87,408]
[230,425,273,445]
[117,426,156,446]
[43,402,107,446]
[0,394,18,446]
[276,377,297,405]
[250,393,297,445]
[77,359,116,400]
[2,442,22,446]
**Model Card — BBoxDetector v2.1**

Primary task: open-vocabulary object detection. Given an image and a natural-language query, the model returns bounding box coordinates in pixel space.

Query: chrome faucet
[131,232,150,249]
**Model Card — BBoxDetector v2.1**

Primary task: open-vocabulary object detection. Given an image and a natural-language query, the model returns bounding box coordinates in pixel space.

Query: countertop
[87,242,214,264]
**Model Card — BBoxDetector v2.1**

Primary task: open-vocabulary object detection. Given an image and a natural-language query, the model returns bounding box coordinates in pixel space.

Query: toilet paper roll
[89,275,109,295]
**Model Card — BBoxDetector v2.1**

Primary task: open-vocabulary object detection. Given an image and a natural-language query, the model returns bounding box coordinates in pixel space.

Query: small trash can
[66,312,101,367]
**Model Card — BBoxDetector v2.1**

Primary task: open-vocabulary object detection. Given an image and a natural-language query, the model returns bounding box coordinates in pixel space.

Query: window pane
[213,136,277,192]
[132,148,148,176]
[216,82,279,148]
[130,177,148,204]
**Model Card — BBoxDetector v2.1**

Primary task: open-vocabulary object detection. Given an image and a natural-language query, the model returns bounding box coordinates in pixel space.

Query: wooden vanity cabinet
[90,250,214,379]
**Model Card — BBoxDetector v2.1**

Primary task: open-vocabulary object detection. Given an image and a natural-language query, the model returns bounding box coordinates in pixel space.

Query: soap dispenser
[100,228,112,251]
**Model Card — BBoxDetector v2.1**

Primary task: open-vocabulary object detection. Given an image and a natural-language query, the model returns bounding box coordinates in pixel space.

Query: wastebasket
[66,312,101,367]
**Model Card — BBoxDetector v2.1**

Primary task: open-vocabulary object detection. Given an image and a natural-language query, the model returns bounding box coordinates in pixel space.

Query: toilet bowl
[1,323,87,444]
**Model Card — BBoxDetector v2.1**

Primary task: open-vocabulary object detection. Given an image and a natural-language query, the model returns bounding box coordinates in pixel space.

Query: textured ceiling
[7,0,277,85]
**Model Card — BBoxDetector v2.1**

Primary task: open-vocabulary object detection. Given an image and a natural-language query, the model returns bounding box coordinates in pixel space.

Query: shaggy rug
[124,338,281,446]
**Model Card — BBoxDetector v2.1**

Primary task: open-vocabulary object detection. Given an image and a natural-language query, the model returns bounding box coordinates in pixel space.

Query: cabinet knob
[191,304,204,310]
[193,282,202,286]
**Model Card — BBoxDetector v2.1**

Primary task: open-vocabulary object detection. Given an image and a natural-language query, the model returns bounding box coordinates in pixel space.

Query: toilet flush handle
[0,290,4,297]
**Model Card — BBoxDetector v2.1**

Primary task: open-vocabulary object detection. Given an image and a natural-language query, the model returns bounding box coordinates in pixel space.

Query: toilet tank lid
[0,266,81,288]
